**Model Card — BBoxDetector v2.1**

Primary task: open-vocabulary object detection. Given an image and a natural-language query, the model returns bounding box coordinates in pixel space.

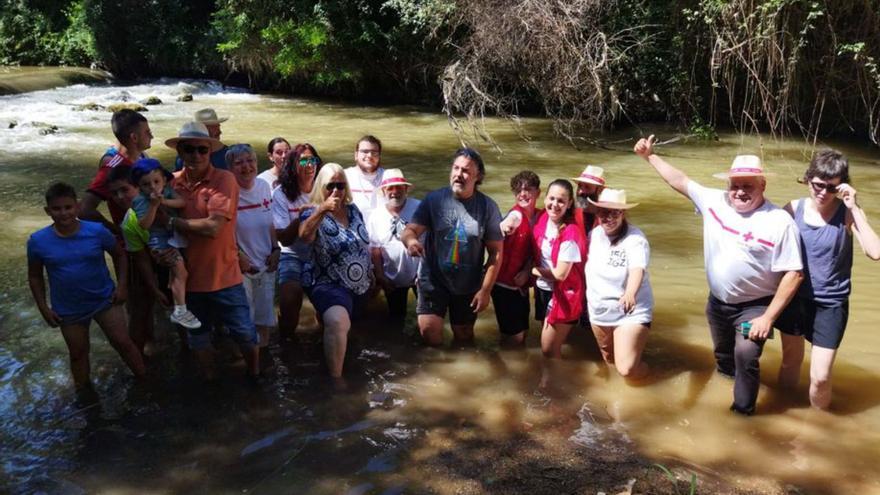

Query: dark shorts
[186,284,259,351]
[776,297,849,349]
[491,285,530,335]
[416,283,477,326]
[306,283,362,318]
[534,288,553,322]
[60,299,113,327]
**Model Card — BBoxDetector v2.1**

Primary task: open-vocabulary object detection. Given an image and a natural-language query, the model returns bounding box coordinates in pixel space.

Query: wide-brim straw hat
[588,188,639,209]
[379,168,413,188]
[194,108,229,125]
[164,121,225,151]
[712,155,776,179]
[571,165,606,186]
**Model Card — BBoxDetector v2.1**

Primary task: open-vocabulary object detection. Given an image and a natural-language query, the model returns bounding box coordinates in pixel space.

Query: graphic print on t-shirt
[443,219,469,269]
[607,248,627,268]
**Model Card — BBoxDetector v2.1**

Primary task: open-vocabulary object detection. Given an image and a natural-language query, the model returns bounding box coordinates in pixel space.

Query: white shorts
[242,270,277,327]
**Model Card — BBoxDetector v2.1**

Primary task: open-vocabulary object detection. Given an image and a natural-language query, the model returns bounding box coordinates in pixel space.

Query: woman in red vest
[492,171,541,346]
[531,179,587,359]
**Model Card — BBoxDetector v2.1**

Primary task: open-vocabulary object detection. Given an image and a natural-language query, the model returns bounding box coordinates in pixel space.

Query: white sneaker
[170,309,202,329]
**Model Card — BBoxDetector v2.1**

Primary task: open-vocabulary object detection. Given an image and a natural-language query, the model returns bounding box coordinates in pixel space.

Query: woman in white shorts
[586,188,653,379]
[228,144,280,347]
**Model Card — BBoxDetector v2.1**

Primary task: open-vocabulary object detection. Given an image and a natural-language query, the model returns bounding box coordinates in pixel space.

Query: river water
[1,76,879,494]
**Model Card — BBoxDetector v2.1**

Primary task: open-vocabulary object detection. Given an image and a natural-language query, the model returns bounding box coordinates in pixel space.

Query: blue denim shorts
[278,252,306,285]
[186,284,259,350]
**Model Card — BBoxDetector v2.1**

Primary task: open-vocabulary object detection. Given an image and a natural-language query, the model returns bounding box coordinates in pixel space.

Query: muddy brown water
[1,75,879,494]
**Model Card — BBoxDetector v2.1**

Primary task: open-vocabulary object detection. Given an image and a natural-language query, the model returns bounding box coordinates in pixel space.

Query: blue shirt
[299,204,372,295]
[27,221,116,319]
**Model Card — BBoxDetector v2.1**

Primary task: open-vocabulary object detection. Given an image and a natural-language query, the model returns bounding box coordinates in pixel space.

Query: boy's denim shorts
[278,252,306,285]
[185,283,259,350]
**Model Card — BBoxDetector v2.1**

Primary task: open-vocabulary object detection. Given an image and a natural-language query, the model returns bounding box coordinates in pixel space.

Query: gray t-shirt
[411,186,503,294]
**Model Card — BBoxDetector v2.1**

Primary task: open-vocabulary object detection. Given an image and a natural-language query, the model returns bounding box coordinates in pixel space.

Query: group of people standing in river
[26,108,880,414]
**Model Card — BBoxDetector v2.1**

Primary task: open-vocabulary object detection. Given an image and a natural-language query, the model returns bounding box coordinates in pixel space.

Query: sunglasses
[298,157,319,167]
[180,144,210,155]
[325,182,346,192]
[808,180,839,194]
[596,208,624,218]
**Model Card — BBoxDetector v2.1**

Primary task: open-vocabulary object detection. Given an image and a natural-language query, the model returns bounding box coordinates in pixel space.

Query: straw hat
[588,188,639,209]
[164,121,225,151]
[379,168,413,189]
[572,165,606,186]
[194,108,229,125]
[712,155,775,179]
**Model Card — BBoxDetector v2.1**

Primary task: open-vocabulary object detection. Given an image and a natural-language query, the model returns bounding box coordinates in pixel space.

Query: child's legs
[611,323,650,379]
[60,323,92,389]
[809,345,837,410]
[169,257,188,307]
[94,304,146,378]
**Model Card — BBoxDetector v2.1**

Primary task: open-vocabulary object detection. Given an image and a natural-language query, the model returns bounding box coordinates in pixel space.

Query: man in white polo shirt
[635,135,803,415]
[345,135,385,221]
[367,169,421,322]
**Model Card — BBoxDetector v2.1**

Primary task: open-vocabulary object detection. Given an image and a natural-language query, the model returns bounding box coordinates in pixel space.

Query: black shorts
[534,287,553,322]
[416,283,478,326]
[776,296,849,349]
[491,285,530,335]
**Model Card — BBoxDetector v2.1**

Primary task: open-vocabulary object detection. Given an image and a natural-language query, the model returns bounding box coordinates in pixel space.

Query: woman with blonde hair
[298,163,373,385]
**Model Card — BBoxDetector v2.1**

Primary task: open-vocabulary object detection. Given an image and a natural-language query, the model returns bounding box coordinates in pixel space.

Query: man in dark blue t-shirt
[401,148,503,346]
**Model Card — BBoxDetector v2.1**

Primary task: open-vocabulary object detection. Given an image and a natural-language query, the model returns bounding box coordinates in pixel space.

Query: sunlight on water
[1,78,880,493]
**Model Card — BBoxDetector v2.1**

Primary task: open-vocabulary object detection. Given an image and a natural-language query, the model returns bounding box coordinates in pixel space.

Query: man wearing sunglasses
[634,135,803,416]
[173,108,231,171]
[164,122,261,381]
[345,135,385,222]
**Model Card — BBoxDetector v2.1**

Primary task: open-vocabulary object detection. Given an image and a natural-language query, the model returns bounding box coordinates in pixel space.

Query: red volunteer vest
[532,211,587,324]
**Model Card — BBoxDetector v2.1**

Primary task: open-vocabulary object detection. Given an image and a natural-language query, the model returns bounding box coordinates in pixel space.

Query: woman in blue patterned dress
[299,163,373,384]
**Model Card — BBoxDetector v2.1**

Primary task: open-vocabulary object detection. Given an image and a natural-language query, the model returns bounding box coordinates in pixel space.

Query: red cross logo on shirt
[262,198,271,209]
[743,232,754,242]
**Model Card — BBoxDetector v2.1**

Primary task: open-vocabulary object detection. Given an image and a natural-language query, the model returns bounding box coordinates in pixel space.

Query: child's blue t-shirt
[131,185,177,246]
[27,220,116,319]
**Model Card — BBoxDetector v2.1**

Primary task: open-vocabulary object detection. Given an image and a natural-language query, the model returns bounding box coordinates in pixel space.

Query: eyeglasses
[181,144,210,155]
[808,180,839,194]
[298,157,319,167]
[596,209,624,218]
[325,182,346,192]
[358,149,380,156]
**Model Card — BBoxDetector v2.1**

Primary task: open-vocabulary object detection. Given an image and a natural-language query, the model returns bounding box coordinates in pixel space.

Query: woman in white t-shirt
[272,143,323,341]
[228,144,281,347]
[530,179,587,359]
[585,188,653,379]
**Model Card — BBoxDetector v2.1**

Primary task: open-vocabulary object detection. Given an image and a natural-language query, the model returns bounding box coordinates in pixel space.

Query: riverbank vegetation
[2,0,879,145]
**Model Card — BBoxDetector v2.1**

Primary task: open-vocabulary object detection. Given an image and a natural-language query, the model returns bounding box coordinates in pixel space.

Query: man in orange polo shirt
[165,122,260,380]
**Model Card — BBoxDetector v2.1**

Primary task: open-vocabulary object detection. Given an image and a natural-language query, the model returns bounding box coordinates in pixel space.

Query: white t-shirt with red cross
[271,187,310,256]
[687,180,802,304]
[236,180,275,272]
[535,220,582,291]
[345,166,385,222]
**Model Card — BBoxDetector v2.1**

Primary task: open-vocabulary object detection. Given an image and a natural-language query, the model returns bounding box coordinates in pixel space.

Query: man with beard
[345,135,385,222]
[367,169,421,322]
[571,164,606,239]
[634,135,803,415]
[401,148,504,346]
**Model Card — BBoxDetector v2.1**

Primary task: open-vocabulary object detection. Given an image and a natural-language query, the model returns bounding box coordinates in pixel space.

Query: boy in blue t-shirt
[130,158,201,329]
[27,182,146,396]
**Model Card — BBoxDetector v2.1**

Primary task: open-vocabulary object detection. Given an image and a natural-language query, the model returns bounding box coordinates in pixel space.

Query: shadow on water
[3,79,880,494]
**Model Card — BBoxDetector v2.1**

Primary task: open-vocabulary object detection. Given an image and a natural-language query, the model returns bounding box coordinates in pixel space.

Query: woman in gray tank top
[776,149,880,410]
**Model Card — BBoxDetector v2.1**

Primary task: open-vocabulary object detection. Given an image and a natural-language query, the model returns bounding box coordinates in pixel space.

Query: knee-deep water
[1,72,880,494]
